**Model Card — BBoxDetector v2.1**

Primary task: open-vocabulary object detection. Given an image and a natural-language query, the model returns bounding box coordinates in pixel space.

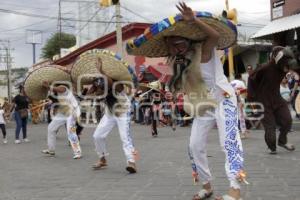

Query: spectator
[0,104,7,144]
[84,99,97,124]
[162,91,176,130]
[287,70,300,118]
[11,85,30,144]
[175,93,186,127]
[243,65,254,86]
[280,76,291,102]
[246,65,254,75]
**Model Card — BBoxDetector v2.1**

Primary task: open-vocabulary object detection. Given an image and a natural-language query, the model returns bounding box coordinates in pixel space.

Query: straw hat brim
[24,65,71,101]
[295,93,300,114]
[71,49,136,86]
[126,11,237,57]
[137,82,162,93]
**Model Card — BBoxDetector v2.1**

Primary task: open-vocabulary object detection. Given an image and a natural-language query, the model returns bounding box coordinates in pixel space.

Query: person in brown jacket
[247,46,298,154]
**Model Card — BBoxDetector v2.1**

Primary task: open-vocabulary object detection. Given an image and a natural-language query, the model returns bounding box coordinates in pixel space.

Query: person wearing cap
[41,81,82,159]
[126,2,245,200]
[248,46,298,154]
[88,57,138,174]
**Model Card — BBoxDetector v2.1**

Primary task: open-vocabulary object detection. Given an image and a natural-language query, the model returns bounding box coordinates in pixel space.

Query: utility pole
[0,40,13,102]
[115,1,123,57]
[99,0,122,56]
[58,0,62,57]
[32,43,36,64]
[76,1,82,47]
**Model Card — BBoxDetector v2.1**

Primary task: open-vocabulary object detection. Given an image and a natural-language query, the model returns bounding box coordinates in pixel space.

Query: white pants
[48,113,81,155]
[93,111,135,163]
[188,96,244,189]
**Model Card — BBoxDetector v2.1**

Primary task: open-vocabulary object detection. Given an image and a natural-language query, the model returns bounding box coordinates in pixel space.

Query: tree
[41,32,76,59]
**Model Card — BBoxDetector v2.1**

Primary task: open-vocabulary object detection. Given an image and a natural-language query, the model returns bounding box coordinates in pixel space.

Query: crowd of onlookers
[1,63,300,144]
[280,70,300,118]
[131,91,191,128]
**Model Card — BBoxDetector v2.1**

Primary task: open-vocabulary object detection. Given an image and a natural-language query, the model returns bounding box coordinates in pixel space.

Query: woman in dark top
[12,85,29,144]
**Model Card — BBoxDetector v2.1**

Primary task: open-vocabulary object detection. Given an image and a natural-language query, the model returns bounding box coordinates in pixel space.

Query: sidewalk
[0,123,299,200]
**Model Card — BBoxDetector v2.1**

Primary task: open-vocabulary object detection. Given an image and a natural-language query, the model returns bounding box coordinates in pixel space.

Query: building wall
[271,0,300,20]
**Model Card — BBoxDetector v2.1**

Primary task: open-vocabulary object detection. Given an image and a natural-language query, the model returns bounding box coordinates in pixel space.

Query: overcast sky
[0,0,271,69]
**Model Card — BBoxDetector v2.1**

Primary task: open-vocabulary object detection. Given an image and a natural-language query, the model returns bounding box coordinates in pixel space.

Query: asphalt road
[0,122,300,200]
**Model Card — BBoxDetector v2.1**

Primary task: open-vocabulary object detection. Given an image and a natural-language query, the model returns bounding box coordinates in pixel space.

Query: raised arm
[176,2,220,62]
[95,57,113,89]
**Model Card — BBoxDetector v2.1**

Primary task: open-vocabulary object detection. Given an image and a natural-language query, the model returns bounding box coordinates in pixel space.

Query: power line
[101,15,115,36]
[0,19,52,33]
[58,0,95,37]
[6,28,74,44]
[0,2,50,10]
[0,8,132,23]
[76,7,101,34]
[0,8,57,19]
[120,5,154,23]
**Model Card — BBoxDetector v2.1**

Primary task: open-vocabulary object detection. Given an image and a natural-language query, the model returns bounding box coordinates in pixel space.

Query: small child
[0,106,7,144]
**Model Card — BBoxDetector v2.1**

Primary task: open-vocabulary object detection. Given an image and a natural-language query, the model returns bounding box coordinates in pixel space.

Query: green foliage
[41,32,76,59]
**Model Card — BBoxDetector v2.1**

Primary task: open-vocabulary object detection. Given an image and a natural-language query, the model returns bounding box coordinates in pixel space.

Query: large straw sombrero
[24,65,71,101]
[71,49,137,87]
[126,11,237,57]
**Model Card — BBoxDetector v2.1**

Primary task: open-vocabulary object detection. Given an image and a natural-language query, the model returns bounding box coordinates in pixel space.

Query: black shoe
[269,150,277,155]
[151,129,158,137]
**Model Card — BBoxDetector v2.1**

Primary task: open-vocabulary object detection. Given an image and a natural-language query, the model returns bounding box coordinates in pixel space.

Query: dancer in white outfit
[87,56,138,173]
[126,2,246,200]
[41,82,82,159]
[92,89,136,173]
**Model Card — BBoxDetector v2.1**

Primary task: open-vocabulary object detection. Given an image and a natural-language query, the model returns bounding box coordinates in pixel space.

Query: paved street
[0,122,300,200]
